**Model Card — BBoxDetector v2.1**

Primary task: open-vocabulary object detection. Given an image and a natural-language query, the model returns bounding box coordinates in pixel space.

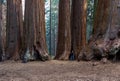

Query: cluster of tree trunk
[55,0,87,60]
[55,0,120,62]
[0,0,50,62]
[0,0,120,62]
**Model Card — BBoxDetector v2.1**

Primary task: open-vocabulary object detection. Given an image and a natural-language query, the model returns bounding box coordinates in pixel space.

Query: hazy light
[22,0,25,16]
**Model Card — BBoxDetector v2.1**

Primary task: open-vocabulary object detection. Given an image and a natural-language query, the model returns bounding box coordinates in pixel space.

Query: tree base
[78,38,120,62]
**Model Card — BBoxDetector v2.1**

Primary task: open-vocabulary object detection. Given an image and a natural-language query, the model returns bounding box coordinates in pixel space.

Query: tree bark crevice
[23,0,50,62]
[54,0,71,60]
[78,0,120,62]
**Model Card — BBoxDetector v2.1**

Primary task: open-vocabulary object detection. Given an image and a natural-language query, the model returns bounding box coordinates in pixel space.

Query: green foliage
[87,0,94,41]
[45,0,59,55]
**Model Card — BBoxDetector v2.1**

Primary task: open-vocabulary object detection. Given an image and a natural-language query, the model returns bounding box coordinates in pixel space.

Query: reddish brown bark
[34,0,49,60]
[78,0,120,62]
[93,0,110,40]
[54,0,71,60]
[23,0,35,60]
[6,0,23,60]
[23,0,49,61]
[71,0,87,59]
[0,1,3,61]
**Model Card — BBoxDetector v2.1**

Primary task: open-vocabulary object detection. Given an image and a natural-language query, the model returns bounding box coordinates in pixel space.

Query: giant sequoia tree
[6,0,23,60]
[93,0,110,39]
[23,0,49,61]
[71,0,87,60]
[78,0,120,62]
[0,0,3,61]
[93,0,120,60]
[55,0,71,60]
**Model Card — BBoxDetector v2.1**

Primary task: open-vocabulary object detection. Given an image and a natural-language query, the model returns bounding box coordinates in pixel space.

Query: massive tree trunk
[78,0,120,62]
[54,0,71,60]
[6,0,23,60]
[71,0,87,60]
[0,0,3,61]
[92,0,120,59]
[23,0,49,61]
[93,0,110,39]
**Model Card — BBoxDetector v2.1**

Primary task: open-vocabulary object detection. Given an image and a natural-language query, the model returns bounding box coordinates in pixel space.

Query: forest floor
[0,60,120,81]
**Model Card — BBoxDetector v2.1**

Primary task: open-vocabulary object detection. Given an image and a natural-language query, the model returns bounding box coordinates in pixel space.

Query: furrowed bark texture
[6,0,23,60]
[24,0,49,60]
[71,0,87,59]
[0,1,3,61]
[78,0,120,61]
[55,0,71,60]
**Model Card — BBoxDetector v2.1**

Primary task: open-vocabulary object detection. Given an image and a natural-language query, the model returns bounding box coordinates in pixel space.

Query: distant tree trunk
[71,0,87,60]
[55,0,71,60]
[78,0,120,62]
[6,0,23,60]
[23,0,49,61]
[0,0,3,61]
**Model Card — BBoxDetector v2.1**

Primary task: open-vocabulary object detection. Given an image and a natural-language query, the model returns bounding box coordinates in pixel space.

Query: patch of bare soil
[0,60,120,81]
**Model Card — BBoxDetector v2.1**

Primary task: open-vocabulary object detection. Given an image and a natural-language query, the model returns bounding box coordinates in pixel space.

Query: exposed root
[78,38,120,62]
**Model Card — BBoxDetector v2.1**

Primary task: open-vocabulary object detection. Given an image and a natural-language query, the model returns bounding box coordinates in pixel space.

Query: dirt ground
[0,60,120,81]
